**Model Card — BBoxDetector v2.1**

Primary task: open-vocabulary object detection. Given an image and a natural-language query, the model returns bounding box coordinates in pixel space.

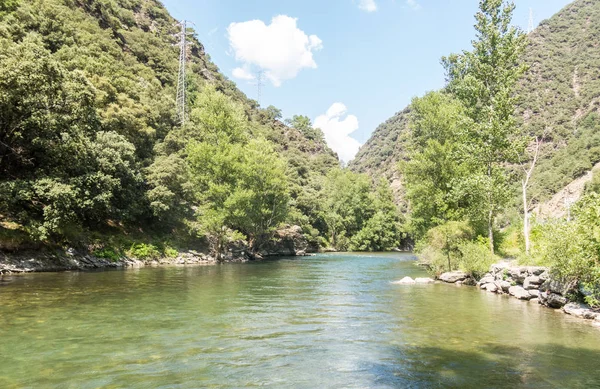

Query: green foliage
[402,91,469,238]
[93,247,121,262]
[1,0,374,255]
[456,240,497,278]
[127,243,161,260]
[530,193,600,307]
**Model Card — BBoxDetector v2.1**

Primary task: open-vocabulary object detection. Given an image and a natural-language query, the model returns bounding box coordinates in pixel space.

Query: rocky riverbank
[0,225,315,274]
[436,262,600,328]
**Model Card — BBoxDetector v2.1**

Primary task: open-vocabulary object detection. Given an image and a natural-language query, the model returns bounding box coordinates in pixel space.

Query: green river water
[1,252,600,388]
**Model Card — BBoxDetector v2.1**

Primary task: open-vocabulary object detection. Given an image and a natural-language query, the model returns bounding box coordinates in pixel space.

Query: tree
[443,0,529,253]
[402,91,469,239]
[519,136,542,256]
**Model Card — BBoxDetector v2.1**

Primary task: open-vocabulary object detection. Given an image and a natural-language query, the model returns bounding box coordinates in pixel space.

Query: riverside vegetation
[358,0,600,312]
[0,0,404,267]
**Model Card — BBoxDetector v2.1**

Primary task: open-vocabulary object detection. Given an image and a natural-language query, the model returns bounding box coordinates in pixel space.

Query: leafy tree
[402,91,469,239]
[441,0,528,253]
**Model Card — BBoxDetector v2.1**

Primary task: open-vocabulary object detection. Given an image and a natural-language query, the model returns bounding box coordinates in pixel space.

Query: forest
[0,0,404,260]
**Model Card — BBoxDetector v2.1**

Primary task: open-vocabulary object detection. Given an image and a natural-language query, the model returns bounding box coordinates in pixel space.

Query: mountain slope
[0,0,340,249]
[350,0,600,209]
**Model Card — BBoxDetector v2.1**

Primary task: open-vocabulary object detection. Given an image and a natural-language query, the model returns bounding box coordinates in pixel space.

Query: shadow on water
[366,343,600,389]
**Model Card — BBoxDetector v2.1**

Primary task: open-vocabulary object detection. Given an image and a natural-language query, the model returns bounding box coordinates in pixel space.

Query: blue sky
[162,0,573,162]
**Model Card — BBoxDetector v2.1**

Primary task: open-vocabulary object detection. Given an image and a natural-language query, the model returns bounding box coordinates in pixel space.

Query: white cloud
[314,103,362,163]
[406,0,421,10]
[227,15,322,87]
[232,67,255,81]
[359,0,377,12]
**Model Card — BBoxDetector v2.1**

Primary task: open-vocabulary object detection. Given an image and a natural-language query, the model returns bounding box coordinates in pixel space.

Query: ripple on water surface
[1,252,600,388]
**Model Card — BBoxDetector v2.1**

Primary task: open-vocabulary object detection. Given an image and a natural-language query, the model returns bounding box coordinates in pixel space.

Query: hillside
[350,0,600,211]
[0,0,339,254]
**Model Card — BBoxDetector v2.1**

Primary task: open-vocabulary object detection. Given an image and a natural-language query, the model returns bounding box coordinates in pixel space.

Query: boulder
[540,277,576,296]
[528,289,540,298]
[508,267,528,284]
[523,276,542,290]
[478,276,495,285]
[393,276,416,285]
[529,298,540,304]
[538,270,550,283]
[540,292,568,309]
[527,266,547,276]
[509,285,532,300]
[439,271,468,283]
[415,277,435,284]
[259,225,311,257]
[485,283,498,293]
[499,281,512,293]
[563,303,600,320]
[490,262,511,274]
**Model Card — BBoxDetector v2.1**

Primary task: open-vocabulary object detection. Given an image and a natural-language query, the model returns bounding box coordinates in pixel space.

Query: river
[1,252,599,388]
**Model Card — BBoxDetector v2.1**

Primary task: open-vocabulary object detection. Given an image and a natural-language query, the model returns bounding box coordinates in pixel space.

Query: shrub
[127,243,161,260]
[457,240,497,278]
[93,247,121,262]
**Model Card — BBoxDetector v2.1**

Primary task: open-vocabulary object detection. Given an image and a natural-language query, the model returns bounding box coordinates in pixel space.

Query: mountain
[350,0,600,211]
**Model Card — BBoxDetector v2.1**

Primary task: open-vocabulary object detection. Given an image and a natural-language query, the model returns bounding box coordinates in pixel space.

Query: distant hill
[349,0,600,211]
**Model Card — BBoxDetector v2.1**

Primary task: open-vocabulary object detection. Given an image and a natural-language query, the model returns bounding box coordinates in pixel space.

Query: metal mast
[176,20,191,126]
[528,8,534,34]
[255,70,264,106]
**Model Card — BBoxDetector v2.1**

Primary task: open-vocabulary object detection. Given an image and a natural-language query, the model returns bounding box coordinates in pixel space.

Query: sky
[161,0,574,163]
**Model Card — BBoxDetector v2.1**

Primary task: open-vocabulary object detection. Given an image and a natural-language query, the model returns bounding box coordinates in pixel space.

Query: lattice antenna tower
[255,70,264,106]
[176,20,194,126]
[528,8,534,34]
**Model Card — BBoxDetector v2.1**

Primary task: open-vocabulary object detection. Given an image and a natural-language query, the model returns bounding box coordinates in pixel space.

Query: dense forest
[0,0,404,259]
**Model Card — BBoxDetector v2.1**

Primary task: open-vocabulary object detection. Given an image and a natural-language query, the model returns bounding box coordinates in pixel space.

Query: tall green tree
[442,0,528,253]
[402,91,469,239]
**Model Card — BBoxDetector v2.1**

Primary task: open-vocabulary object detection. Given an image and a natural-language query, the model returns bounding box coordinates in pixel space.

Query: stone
[523,276,541,290]
[541,278,576,296]
[541,292,568,309]
[478,276,495,285]
[415,277,435,284]
[529,298,540,304]
[528,289,540,297]
[439,271,468,283]
[527,266,547,276]
[490,262,511,274]
[393,276,416,285]
[508,267,528,284]
[563,302,600,320]
[499,281,512,293]
[485,283,498,293]
[538,270,550,283]
[509,285,532,300]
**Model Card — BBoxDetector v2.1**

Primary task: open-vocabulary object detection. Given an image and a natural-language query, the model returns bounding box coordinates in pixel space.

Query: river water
[1,253,600,388]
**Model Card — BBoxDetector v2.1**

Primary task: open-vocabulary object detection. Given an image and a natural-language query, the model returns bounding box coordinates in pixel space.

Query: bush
[127,243,161,260]
[416,220,474,274]
[531,193,600,307]
[93,247,121,262]
[457,240,497,278]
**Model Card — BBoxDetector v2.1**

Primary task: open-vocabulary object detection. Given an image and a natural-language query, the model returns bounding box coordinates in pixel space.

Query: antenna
[176,20,194,126]
[255,70,264,106]
[528,8,534,34]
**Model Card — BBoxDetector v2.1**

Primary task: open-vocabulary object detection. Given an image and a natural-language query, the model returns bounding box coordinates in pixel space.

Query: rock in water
[523,276,542,290]
[540,292,568,308]
[393,276,416,285]
[509,285,532,300]
[485,283,498,293]
[563,303,600,320]
[415,277,435,284]
[439,271,468,283]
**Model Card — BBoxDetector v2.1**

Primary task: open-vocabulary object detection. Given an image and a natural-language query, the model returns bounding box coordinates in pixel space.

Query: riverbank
[0,225,316,274]
[435,262,600,328]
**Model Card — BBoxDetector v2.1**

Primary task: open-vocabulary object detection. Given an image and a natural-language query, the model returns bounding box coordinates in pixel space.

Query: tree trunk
[522,180,530,256]
[488,209,494,254]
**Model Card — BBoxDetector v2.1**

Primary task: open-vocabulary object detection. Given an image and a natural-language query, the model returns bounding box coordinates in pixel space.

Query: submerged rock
[439,271,468,283]
[415,277,435,284]
[393,276,416,285]
[509,285,532,300]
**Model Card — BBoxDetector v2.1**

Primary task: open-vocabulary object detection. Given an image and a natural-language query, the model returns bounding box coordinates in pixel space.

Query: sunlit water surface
[1,253,600,388]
